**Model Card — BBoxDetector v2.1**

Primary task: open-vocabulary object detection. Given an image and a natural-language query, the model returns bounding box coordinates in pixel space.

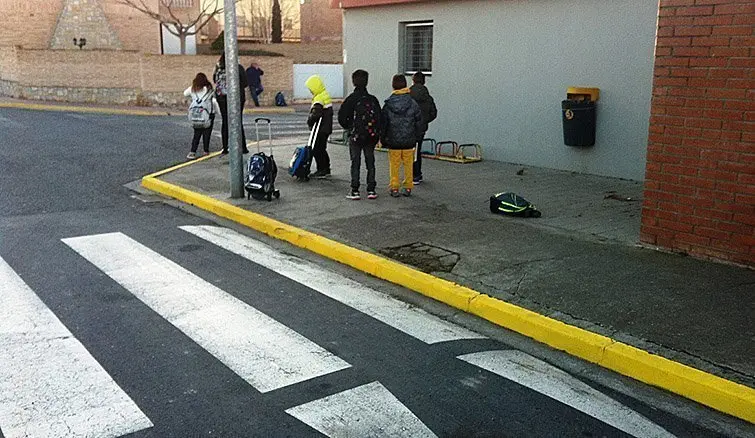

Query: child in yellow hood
[305,75,334,178]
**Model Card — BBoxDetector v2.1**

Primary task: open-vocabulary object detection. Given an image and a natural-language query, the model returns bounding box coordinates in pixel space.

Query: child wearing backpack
[184,72,220,160]
[338,69,381,200]
[381,75,422,197]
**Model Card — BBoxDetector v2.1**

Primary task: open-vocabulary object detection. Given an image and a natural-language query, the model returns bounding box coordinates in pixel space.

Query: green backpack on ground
[489,192,542,218]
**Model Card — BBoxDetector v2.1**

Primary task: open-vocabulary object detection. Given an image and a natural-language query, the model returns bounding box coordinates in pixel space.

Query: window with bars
[401,21,433,75]
[169,0,194,8]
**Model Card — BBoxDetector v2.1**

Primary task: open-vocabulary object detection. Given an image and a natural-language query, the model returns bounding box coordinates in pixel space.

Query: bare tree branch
[109,0,236,52]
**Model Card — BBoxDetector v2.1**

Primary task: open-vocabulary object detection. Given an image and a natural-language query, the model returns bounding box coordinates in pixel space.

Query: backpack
[214,69,227,97]
[350,94,380,146]
[275,91,287,107]
[245,152,279,201]
[489,192,542,218]
[188,90,213,129]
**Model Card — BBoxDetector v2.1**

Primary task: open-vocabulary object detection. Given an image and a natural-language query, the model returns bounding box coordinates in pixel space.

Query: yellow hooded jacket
[305,75,333,139]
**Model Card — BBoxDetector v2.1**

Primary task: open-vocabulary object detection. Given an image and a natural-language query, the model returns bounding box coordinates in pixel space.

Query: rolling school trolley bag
[289,118,321,181]
[245,117,280,201]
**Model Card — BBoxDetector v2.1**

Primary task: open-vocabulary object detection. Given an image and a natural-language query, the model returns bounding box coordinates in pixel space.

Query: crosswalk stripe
[285,381,437,438]
[458,350,675,438]
[0,256,153,438]
[180,225,485,344]
[62,232,351,393]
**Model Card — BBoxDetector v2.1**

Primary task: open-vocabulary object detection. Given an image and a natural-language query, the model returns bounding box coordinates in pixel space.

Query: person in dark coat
[409,71,437,184]
[381,74,422,197]
[213,53,249,155]
[246,62,264,107]
[338,69,381,200]
[305,75,334,178]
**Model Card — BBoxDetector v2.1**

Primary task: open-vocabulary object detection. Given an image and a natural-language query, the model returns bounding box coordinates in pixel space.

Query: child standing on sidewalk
[381,75,422,197]
[338,69,381,200]
[184,73,220,160]
[305,75,334,179]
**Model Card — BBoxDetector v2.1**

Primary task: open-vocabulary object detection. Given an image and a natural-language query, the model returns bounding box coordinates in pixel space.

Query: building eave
[330,0,429,9]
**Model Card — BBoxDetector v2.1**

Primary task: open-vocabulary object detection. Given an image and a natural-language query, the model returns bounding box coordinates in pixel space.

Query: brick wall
[102,0,162,54]
[0,0,161,53]
[0,0,64,49]
[0,48,294,107]
[642,0,754,266]
[301,0,343,42]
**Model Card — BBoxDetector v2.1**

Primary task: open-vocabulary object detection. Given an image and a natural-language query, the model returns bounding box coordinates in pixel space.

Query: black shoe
[220,149,229,155]
[346,190,360,200]
[312,169,331,179]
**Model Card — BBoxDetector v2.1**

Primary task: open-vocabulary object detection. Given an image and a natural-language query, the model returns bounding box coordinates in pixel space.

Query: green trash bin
[562,99,596,147]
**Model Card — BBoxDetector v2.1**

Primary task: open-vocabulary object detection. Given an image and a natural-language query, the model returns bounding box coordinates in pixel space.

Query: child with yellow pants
[380,75,423,197]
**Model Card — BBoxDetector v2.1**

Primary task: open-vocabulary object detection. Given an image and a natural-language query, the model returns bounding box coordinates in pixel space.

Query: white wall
[161,24,196,55]
[294,64,345,99]
[343,0,659,180]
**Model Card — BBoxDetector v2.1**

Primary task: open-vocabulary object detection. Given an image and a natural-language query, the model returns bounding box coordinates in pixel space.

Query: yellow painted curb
[141,168,755,425]
[0,101,173,116]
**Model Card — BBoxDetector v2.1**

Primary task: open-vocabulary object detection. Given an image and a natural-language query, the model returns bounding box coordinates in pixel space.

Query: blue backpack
[275,91,287,107]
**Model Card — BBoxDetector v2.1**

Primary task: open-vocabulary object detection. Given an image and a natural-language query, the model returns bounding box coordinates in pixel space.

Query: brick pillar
[642,0,754,266]
[50,0,122,50]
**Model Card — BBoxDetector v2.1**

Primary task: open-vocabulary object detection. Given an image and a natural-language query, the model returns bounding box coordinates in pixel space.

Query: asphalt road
[0,108,744,437]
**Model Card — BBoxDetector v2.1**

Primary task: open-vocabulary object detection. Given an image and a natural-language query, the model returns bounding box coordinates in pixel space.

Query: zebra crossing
[0,225,678,438]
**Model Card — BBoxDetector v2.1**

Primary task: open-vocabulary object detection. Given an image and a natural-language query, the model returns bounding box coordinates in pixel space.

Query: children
[338,69,381,200]
[305,75,334,178]
[184,73,220,160]
[381,75,422,197]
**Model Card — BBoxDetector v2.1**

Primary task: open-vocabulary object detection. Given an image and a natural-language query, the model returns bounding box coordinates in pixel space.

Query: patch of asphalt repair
[379,242,460,274]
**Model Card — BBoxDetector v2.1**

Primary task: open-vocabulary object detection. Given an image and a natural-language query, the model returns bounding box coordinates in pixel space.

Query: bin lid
[567,87,600,102]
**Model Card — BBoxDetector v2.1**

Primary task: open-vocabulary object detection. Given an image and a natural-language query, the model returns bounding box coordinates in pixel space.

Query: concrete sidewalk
[150,136,754,422]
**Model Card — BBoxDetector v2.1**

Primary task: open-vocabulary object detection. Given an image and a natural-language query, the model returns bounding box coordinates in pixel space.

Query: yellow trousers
[389,149,414,191]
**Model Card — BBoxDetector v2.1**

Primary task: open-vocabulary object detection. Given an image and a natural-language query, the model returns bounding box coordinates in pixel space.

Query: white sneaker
[186,152,197,160]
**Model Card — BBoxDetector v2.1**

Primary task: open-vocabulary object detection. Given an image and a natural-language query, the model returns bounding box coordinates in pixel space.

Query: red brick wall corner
[642,0,754,266]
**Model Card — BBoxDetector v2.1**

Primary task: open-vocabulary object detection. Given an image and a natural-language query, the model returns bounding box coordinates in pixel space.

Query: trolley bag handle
[307,117,322,149]
[254,117,273,154]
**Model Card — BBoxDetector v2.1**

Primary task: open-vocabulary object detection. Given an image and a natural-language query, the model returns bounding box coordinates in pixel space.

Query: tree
[239,0,299,43]
[110,0,234,55]
[271,0,282,43]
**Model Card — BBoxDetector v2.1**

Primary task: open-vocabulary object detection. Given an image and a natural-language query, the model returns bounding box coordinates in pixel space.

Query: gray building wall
[342,0,659,180]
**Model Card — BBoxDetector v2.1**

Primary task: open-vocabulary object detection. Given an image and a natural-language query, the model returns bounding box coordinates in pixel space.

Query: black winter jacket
[307,104,333,143]
[409,83,437,133]
[381,92,422,150]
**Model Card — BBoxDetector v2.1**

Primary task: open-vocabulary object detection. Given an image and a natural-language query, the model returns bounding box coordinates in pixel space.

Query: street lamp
[73,38,87,49]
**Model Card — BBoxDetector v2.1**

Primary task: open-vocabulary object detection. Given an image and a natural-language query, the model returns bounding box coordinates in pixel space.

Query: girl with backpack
[184,73,220,160]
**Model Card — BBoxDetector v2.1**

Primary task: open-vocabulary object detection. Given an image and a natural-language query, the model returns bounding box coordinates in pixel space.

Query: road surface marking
[286,381,437,438]
[458,350,675,438]
[181,225,484,344]
[63,232,350,393]
[0,256,153,438]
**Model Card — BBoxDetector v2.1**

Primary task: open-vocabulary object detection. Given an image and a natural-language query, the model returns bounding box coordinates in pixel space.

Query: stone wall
[50,0,122,50]
[0,48,294,107]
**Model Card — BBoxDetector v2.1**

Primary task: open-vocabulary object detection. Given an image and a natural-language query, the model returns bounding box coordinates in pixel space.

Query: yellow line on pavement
[243,107,296,114]
[147,151,222,179]
[0,101,296,116]
[141,168,755,425]
[0,101,172,116]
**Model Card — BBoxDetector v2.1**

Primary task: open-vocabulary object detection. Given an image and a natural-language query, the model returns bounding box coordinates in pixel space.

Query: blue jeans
[249,87,262,107]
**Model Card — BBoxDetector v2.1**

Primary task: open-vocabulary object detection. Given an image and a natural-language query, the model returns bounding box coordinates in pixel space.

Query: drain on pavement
[379,243,460,273]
